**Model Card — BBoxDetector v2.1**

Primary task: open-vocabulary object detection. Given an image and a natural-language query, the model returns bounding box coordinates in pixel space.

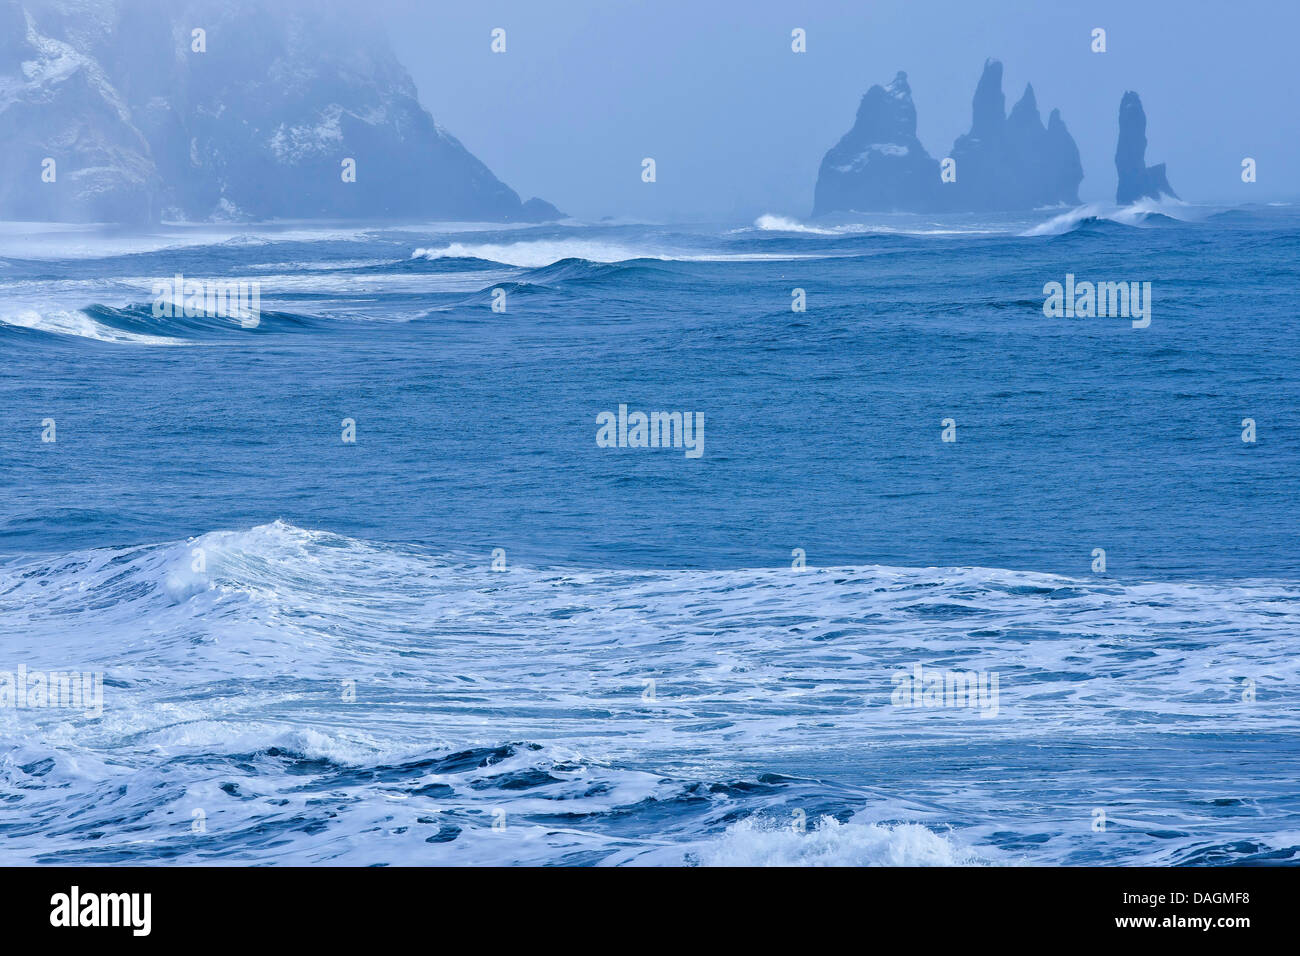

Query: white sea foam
[1021,198,1197,237]
[751,213,1002,236]
[0,221,377,260]
[412,238,824,267]
[0,306,185,344]
[2,521,1297,865]
[696,816,983,866]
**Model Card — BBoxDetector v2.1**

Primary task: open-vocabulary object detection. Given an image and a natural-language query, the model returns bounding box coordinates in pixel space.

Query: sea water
[1,203,1297,865]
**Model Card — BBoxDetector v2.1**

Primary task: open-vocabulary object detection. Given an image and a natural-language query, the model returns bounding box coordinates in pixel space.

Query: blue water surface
[0,205,1296,865]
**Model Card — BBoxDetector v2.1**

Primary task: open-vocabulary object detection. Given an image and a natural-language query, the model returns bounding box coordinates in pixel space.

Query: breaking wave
[1021,199,1197,237]
[412,238,826,267]
[0,306,187,345]
[2,520,1298,864]
[0,302,327,343]
[750,213,1004,236]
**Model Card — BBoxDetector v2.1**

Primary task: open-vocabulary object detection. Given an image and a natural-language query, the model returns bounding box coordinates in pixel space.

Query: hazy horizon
[385,0,1299,221]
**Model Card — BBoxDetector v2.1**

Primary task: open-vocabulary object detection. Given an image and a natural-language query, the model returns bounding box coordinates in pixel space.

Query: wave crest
[751,213,1001,236]
[697,815,984,866]
[1022,199,1195,237]
[0,306,186,345]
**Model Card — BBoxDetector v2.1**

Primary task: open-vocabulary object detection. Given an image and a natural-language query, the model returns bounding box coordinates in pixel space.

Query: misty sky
[385,0,1299,222]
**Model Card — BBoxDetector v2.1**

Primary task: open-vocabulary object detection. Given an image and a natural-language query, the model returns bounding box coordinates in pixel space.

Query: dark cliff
[0,0,563,224]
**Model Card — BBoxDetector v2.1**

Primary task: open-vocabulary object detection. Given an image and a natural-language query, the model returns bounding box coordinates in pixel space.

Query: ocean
[1,202,1297,865]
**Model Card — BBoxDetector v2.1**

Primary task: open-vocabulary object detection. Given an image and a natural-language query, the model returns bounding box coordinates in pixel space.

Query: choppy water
[2,203,1298,865]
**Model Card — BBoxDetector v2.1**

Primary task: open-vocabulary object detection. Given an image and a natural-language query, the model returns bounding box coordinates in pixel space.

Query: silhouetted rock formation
[812,72,943,215]
[813,59,1083,215]
[0,0,563,224]
[950,61,1084,211]
[1114,91,1177,205]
